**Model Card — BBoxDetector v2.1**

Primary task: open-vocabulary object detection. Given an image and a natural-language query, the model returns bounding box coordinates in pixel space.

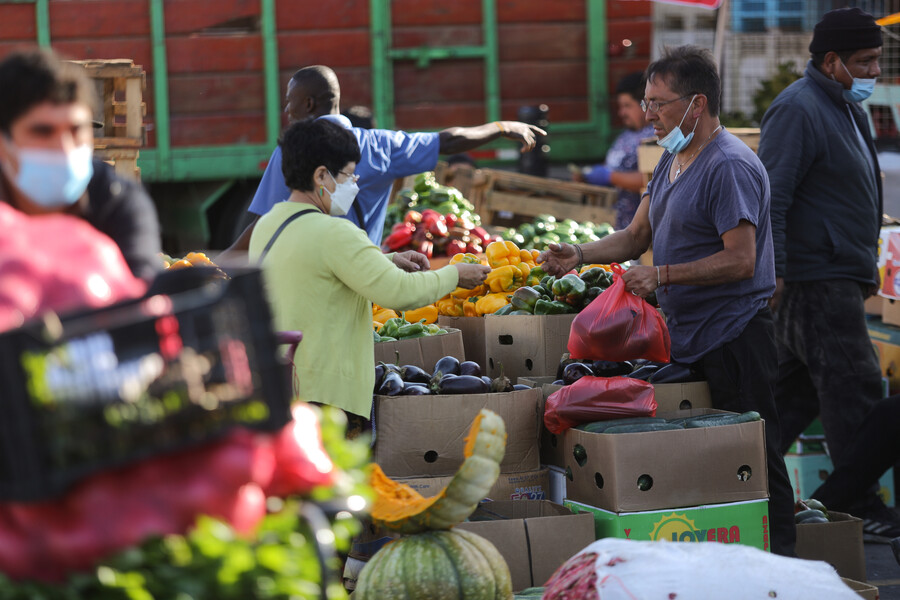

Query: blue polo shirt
[248,114,441,244]
[647,129,775,363]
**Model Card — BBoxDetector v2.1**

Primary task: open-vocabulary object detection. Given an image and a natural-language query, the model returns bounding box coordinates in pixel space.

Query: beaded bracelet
[574,244,584,265]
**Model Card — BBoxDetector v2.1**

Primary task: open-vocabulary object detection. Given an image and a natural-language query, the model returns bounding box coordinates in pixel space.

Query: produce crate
[476,170,617,228]
[0,268,292,501]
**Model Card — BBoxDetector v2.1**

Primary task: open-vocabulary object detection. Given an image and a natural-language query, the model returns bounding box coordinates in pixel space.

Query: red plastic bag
[567,263,671,362]
[543,375,657,434]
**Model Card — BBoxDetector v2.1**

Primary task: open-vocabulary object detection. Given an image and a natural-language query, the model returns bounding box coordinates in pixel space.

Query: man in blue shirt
[538,46,796,556]
[224,65,545,256]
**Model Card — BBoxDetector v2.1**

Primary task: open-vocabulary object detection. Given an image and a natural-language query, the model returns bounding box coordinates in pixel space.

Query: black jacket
[758,61,881,285]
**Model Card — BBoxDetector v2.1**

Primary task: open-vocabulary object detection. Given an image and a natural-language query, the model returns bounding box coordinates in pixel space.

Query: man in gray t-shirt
[538,45,795,557]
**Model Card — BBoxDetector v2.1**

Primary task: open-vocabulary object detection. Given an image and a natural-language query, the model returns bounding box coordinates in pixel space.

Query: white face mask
[326,171,359,216]
[1,141,93,207]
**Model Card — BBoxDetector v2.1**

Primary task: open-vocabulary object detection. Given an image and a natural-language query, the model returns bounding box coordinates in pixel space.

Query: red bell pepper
[446,239,467,257]
[382,227,414,251]
[403,210,423,224]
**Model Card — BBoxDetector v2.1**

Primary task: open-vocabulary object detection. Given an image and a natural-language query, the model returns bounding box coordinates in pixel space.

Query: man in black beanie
[758,7,898,542]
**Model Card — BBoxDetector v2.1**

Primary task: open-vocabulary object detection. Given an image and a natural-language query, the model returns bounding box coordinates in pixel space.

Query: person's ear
[693,94,708,119]
[313,165,330,192]
[823,51,840,78]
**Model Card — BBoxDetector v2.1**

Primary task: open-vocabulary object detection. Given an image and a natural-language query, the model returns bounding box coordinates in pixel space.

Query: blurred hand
[584,165,612,187]
[768,277,784,312]
[536,243,579,277]
[454,263,492,289]
[500,121,547,153]
[621,265,658,298]
[393,250,430,272]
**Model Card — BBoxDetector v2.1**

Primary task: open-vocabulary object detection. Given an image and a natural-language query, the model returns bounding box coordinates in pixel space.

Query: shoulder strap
[259,208,317,262]
[352,200,366,233]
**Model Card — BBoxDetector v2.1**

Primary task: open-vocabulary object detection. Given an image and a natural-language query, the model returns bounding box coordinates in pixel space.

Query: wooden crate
[94,146,141,181]
[72,59,146,150]
[476,169,617,227]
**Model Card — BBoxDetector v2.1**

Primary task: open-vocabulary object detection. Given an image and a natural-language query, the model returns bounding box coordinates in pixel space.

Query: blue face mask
[3,144,94,208]
[840,61,876,103]
[656,95,698,154]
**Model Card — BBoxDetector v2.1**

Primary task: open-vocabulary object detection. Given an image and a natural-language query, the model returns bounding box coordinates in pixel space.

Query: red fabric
[567,264,671,363]
[650,0,723,9]
[543,375,657,434]
[0,203,147,333]
[0,403,334,582]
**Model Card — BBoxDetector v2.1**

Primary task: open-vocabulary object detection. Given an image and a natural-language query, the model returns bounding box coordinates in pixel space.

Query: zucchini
[604,422,685,434]
[683,411,761,429]
[572,444,588,467]
[575,417,667,434]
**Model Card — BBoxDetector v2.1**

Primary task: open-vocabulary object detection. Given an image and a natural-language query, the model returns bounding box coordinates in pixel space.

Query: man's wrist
[573,243,584,265]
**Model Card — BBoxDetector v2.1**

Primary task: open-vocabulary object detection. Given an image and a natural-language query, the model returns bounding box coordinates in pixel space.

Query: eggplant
[434,374,489,395]
[400,383,431,395]
[400,364,431,384]
[512,384,531,391]
[590,360,634,377]
[459,360,482,378]
[555,353,580,381]
[432,355,461,378]
[377,372,404,396]
[552,379,564,386]
[373,364,386,392]
[562,362,594,386]
[481,375,492,387]
[627,364,661,381]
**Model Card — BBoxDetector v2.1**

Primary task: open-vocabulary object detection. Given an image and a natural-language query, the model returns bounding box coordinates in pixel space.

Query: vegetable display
[161,251,229,279]
[500,214,614,251]
[381,173,500,258]
[358,410,513,600]
[373,355,521,396]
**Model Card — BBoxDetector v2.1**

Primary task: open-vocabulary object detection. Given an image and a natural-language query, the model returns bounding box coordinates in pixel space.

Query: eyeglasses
[338,170,360,183]
[641,94,693,114]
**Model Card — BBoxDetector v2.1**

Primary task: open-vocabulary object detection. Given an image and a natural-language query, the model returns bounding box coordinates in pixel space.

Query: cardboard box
[877,227,900,300]
[784,452,894,507]
[437,316,487,370]
[865,295,883,317]
[796,511,866,582]
[397,468,550,502]
[868,315,900,393]
[563,498,771,552]
[841,577,879,600]
[373,327,464,373]
[883,298,900,328]
[519,376,714,469]
[456,500,596,592]
[547,465,566,505]
[484,313,577,383]
[564,408,769,512]
[373,387,542,477]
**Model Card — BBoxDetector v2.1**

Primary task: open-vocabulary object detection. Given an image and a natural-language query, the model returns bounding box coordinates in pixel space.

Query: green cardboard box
[563,498,771,552]
[784,452,894,508]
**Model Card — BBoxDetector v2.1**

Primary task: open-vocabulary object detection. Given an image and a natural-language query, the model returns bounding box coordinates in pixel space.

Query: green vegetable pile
[494,268,614,316]
[0,406,372,600]
[373,318,447,342]
[383,172,481,241]
[500,214,614,251]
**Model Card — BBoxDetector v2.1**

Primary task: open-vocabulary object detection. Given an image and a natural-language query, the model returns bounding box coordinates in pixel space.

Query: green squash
[354,528,513,600]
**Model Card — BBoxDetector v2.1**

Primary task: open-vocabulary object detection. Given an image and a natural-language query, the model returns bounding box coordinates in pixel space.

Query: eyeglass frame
[640,94,696,114]
[336,170,360,183]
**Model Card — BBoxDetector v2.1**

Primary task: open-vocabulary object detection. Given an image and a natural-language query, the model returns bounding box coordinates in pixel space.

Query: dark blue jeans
[692,308,796,556]
[774,280,884,515]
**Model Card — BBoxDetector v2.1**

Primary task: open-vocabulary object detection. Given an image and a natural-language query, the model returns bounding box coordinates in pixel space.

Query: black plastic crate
[0,267,292,501]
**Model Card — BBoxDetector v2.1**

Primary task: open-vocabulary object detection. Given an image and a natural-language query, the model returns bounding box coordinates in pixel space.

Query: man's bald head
[285,65,340,123]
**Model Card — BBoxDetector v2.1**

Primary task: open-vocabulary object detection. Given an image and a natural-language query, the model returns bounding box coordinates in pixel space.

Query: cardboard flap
[525,512,595,586]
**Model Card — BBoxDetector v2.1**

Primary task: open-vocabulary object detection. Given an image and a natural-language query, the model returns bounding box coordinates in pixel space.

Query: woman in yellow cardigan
[249,118,489,421]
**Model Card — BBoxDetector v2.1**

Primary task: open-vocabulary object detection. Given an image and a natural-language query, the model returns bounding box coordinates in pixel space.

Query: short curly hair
[0,48,97,134]
[280,118,361,192]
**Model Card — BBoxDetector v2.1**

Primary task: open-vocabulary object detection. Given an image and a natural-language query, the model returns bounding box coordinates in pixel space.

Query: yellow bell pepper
[373,320,383,332]
[436,296,465,317]
[530,249,541,263]
[485,240,522,268]
[403,304,439,325]
[451,283,486,300]
[463,296,481,317]
[449,252,483,265]
[579,263,612,274]
[485,264,524,293]
[519,249,536,267]
[516,262,532,280]
[476,292,511,316]
[373,307,400,324]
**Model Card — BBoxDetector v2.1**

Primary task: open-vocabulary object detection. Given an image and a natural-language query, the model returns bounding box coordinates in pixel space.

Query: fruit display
[500,214,614,251]
[160,251,228,278]
[381,172,500,258]
[356,409,513,600]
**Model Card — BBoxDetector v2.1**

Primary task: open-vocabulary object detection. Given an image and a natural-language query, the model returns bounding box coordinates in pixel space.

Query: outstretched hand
[393,250,430,273]
[536,243,579,277]
[498,121,547,153]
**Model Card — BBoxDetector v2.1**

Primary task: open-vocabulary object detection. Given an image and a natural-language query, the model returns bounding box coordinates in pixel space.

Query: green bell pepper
[534,299,577,315]
[379,317,406,340]
[579,267,611,288]
[396,322,428,339]
[510,286,542,313]
[552,273,587,306]
[583,286,604,306]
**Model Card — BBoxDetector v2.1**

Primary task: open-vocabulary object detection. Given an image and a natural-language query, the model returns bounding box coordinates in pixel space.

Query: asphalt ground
[866,540,900,598]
